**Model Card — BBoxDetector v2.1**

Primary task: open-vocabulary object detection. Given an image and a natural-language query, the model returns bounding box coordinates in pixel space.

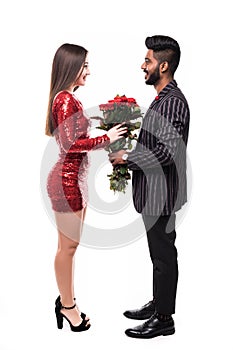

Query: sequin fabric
[47,91,110,212]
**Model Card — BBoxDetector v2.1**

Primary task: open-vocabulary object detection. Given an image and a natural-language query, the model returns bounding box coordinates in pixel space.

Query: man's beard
[145,66,160,85]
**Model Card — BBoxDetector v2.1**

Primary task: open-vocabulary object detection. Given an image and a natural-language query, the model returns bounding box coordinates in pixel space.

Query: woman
[45,43,127,332]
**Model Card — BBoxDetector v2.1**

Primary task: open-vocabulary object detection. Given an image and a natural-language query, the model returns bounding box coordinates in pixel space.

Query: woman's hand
[107,124,128,144]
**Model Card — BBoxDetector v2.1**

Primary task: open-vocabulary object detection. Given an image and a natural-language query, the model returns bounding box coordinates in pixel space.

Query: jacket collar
[156,80,177,100]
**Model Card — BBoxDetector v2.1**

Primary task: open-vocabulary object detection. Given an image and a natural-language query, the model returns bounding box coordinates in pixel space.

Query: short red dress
[47,91,109,212]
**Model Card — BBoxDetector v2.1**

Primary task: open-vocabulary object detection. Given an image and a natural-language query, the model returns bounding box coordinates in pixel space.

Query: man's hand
[109,150,127,166]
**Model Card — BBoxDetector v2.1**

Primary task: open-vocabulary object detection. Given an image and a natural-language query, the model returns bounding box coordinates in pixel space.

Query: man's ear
[160,61,169,73]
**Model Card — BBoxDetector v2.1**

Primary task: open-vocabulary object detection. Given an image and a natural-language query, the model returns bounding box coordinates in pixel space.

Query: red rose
[127,98,136,103]
[99,103,115,111]
[106,103,115,110]
[119,95,128,102]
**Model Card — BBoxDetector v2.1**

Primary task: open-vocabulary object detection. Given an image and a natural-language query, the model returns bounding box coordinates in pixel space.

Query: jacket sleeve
[127,98,189,171]
[54,93,110,153]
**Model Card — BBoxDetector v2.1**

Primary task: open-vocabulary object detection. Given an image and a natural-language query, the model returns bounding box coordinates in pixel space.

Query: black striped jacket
[127,80,190,216]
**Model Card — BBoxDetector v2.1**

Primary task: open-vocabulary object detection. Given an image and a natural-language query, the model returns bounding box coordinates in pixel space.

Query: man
[109,35,190,339]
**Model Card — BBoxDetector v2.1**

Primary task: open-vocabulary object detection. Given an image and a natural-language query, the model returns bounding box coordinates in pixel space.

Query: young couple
[45,35,190,338]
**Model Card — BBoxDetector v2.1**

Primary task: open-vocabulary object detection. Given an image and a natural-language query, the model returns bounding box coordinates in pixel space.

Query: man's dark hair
[145,35,181,75]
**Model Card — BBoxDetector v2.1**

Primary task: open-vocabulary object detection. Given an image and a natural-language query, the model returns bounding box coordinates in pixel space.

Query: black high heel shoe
[55,303,90,332]
[55,296,89,321]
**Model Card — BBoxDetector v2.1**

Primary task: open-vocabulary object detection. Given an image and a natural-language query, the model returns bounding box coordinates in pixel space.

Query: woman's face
[75,54,90,86]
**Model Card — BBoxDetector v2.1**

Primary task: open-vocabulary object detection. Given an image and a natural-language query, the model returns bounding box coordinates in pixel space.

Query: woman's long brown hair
[45,43,88,136]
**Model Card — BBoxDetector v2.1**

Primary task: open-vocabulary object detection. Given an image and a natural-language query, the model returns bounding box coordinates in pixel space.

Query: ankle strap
[61,303,76,310]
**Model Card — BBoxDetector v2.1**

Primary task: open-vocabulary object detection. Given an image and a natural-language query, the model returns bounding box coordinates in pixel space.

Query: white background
[0,0,233,349]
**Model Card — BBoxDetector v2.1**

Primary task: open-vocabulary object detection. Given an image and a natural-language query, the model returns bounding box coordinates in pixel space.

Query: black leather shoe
[123,300,156,320]
[125,314,175,339]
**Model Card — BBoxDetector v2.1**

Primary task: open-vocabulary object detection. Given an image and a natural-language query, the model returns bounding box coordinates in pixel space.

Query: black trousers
[142,214,178,315]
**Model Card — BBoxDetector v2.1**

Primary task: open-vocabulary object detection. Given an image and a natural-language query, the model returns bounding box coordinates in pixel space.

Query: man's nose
[141,62,146,69]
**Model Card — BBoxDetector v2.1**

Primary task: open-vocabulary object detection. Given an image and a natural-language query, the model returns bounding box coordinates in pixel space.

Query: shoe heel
[162,328,175,336]
[56,312,63,329]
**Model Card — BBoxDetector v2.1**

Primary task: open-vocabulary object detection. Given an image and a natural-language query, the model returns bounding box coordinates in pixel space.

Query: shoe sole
[125,327,175,339]
[123,313,154,320]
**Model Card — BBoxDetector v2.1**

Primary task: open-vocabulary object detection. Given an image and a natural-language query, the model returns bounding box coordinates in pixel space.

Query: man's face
[141,49,160,85]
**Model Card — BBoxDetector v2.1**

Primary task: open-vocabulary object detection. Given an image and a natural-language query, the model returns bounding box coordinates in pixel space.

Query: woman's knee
[67,242,79,256]
[58,233,79,256]
[58,242,79,256]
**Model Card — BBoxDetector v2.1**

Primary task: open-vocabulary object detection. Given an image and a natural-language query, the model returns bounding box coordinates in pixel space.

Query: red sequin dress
[47,91,110,212]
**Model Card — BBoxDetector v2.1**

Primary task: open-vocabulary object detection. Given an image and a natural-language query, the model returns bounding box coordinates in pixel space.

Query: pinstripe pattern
[127,80,190,215]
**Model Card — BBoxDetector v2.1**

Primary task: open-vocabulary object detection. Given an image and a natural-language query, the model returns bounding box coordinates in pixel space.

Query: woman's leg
[54,208,90,326]
[72,207,87,300]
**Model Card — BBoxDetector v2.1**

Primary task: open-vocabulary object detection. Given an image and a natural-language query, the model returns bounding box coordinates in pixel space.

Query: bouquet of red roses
[94,94,143,193]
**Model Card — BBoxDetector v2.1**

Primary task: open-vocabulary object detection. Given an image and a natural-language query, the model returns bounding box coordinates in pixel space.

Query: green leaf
[119,167,126,175]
